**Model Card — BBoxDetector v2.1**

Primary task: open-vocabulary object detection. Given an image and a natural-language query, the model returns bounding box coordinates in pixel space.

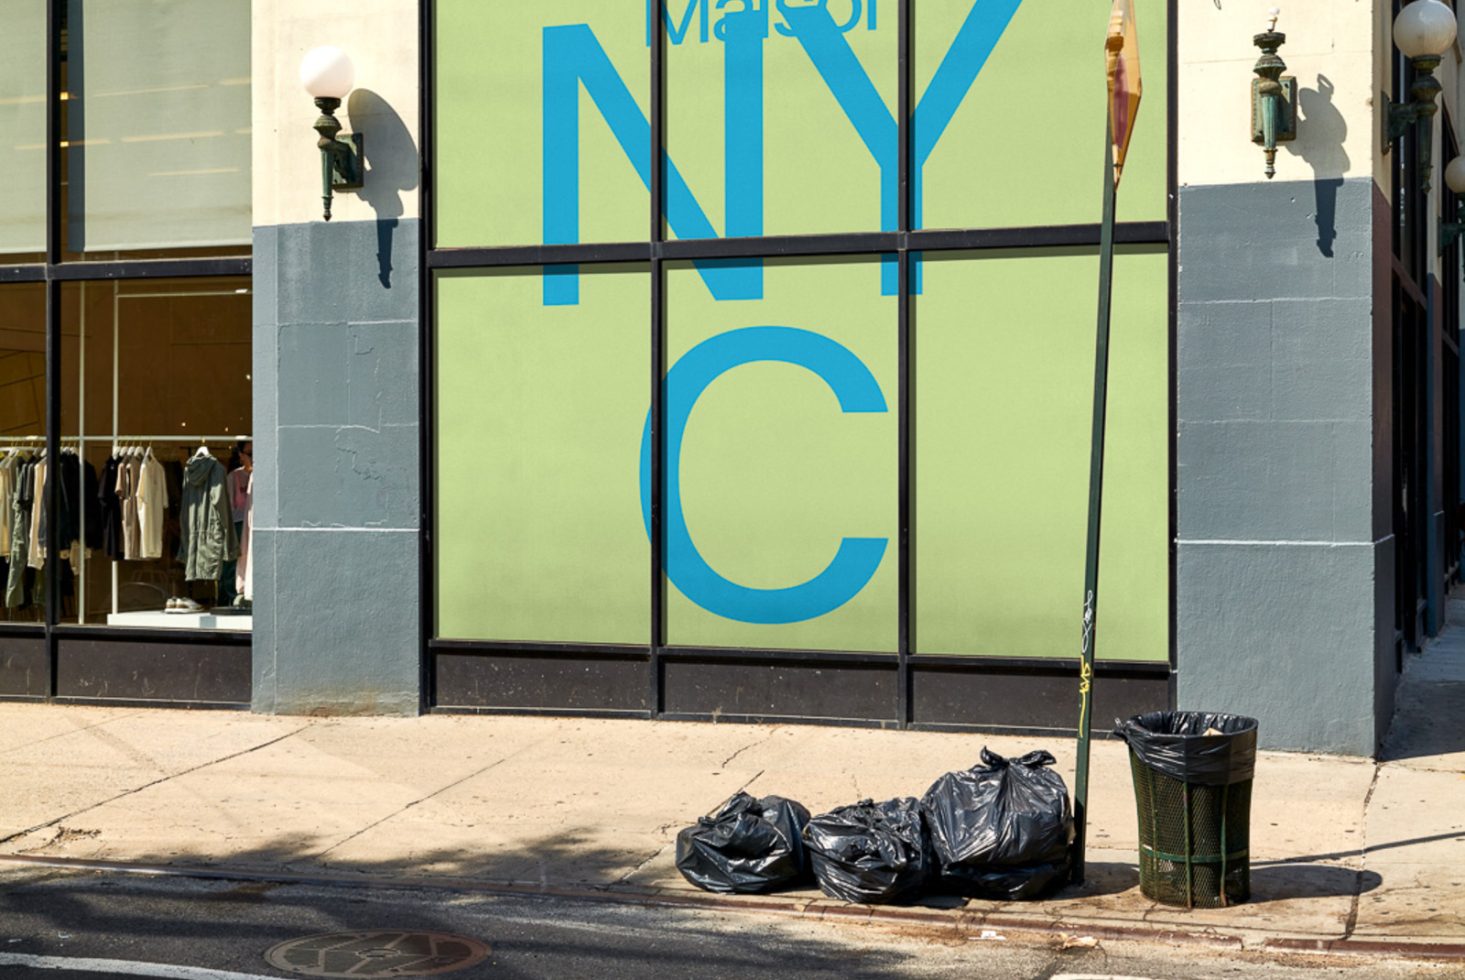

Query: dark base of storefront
[1,632,1169,732]
[0,630,251,708]
[430,644,1171,734]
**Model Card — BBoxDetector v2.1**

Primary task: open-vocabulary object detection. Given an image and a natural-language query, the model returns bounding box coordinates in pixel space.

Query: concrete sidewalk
[1,640,1462,961]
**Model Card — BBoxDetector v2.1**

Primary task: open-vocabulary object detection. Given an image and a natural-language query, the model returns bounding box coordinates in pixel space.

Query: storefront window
[914,0,1167,230]
[436,266,650,644]
[0,284,46,624]
[435,1,648,249]
[664,256,898,652]
[913,249,1169,660]
[60,279,253,630]
[63,0,251,257]
[0,0,46,259]
[665,2,897,239]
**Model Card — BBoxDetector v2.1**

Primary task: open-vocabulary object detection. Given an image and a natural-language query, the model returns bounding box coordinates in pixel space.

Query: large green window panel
[435,1,648,249]
[0,0,45,255]
[914,249,1168,661]
[665,257,897,652]
[665,2,896,238]
[65,0,251,253]
[436,266,650,644]
[915,0,1167,229]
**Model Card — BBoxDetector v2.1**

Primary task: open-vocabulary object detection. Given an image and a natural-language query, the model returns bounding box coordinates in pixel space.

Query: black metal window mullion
[648,0,667,718]
[43,0,63,694]
[895,0,913,728]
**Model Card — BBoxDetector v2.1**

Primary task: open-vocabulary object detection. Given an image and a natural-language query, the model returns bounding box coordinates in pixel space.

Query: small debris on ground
[1061,934,1101,950]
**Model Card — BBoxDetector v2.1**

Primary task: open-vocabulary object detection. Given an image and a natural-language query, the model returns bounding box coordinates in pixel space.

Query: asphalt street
[0,866,1460,980]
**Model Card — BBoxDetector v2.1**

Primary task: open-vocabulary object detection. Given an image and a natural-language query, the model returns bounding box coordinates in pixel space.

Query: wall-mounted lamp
[1385,0,1458,196]
[300,46,364,222]
[1441,158,1465,251]
[1251,7,1296,179]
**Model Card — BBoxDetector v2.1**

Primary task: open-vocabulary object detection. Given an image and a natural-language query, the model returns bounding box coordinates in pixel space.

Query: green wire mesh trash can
[1114,712,1259,909]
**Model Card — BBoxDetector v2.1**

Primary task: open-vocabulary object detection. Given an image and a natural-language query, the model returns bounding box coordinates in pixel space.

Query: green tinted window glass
[0,0,45,255]
[665,257,897,652]
[436,266,650,643]
[665,1,897,238]
[915,0,1167,230]
[65,0,251,253]
[915,249,1168,661]
[435,1,648,249]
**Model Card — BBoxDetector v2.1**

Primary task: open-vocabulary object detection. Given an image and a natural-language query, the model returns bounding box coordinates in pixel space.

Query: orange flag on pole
[1107,0,1143,187]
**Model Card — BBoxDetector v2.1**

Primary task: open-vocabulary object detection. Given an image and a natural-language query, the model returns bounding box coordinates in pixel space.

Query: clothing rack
[0,434,251,624]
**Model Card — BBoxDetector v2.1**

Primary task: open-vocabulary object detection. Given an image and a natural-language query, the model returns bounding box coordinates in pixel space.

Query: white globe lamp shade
[300,46,355,100]
[1446,157,1465,196]
[1394,0,1458,59]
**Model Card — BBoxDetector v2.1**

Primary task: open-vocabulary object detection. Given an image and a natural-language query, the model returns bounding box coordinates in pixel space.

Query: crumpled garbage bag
[675,792,811,893]
[1113,711,1259,787]
[802,797,933,904]
[921,748,1074,900]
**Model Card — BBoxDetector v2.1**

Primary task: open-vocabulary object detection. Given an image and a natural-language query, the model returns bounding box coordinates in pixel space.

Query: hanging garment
[27,455,46,570]
[55,453,99,552]
[6,461,34,609]
[176,454,238,582]
[0,454,16,555]
[120,456,142,560]
[136,454,169,560]
[98,455,123,560]
[236,470,253,600]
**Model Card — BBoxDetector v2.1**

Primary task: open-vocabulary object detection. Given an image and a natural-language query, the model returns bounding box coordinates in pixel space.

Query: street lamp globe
[1394,0,1458,59]
[299,46,355,100]
[1446,156,1465,196]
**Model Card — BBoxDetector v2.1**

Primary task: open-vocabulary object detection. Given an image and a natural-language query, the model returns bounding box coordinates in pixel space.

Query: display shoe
[165,597,182,611]
[167,597,206,614]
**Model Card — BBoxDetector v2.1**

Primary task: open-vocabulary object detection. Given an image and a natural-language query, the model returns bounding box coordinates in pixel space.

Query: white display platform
[105,610,252,631]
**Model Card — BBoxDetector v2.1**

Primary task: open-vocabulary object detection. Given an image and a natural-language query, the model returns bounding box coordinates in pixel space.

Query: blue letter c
[639,325,889,625]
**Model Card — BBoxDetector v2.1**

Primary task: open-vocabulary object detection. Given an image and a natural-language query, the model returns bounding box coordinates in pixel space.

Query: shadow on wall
[1284,75,1349,258]
[348,88,420,288]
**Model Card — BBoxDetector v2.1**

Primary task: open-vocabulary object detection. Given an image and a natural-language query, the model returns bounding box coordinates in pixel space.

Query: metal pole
[1072,119,1119,887]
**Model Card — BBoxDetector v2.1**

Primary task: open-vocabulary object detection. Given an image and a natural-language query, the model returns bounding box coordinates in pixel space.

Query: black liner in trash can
[1115,711,1259,909]
[802,798,932,904]
[675,792,811,894]
[921,748,1074,900]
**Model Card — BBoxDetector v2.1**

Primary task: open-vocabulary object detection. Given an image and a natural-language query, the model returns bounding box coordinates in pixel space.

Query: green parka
[177,455,239,582]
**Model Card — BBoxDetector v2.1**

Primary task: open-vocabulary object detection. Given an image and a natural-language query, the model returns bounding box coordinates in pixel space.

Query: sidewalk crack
[614,842,672,885]
[316,743,536,860]
[1342,761,1383,941]
[719,727,780,769]
[0,724,312,848]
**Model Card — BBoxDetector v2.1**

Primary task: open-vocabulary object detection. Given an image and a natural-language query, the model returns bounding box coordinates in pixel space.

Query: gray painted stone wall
[1177,177,1391,756]
[251,218,421,715]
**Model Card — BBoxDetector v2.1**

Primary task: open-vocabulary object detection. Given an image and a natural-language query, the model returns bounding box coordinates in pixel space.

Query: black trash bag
[921,748,1074,901]
[802,797,933,904]
[675,792,812,894]
[1113,711,1259,787]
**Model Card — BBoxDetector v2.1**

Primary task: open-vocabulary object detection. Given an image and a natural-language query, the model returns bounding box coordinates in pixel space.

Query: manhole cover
[264,931,490,978]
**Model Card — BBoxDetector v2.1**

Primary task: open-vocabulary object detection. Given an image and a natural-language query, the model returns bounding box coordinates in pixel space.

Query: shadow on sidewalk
[1250,864,1381,902]
[0,866,931,979]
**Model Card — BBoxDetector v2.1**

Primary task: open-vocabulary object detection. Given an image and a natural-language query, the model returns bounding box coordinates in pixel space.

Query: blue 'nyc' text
[546,0,1023,306]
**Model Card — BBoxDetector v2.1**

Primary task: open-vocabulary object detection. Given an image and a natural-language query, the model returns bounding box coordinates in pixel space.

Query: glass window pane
[665,256,897,652]
[0,284,46,624]
[665,1,897,239]
[61,278,253,629]
[0,0,46,257]
[915,0,1168,230]
[914,249,1168,661]
[436,265,650,643]
[65,0,251,254]
[435,1,648,250]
